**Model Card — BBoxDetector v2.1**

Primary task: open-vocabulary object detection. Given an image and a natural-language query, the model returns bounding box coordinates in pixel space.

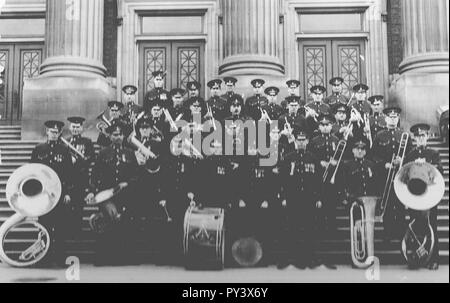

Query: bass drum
[183,207,225,270]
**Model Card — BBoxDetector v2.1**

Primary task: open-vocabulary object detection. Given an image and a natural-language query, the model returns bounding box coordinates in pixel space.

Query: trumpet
[164,108,181,131]
[60,137,87,161]
[364,113,373,148]
[96,111,113,135]
[260,107,272,124]
[304,105,318,122]
[379,132,409,218]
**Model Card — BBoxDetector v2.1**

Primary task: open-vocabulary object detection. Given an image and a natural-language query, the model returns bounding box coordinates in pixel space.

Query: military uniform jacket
[206,96,228,123]
[122,103,144,126]
[31,141,74,196]
[350,100,372,116]
[97,116,130,147]
[262,102,284,121]
[67,136,96,192]
[372,128,412,165]
[324,93,349,107]
[370,113,387,138]
[245,95,269,121]
[221,92,236,103]
[332,121,349,140]
[280,150,320,202]
[404,146,444,174]
[92,144,139,193]
[145,88,170,104]
[341,159,378,199]
[308,134,340,162]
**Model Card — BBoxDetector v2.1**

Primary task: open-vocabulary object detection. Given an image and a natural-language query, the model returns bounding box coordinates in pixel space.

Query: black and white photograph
[0,0,448,289]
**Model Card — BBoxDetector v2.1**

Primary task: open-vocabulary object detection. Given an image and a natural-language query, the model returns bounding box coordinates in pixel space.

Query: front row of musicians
[29,89,442,271]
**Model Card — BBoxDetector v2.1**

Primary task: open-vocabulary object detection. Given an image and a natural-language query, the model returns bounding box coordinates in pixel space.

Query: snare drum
[183,207,225,269]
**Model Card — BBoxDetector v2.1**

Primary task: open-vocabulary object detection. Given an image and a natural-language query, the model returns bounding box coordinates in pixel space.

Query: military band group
[29,71,443,271]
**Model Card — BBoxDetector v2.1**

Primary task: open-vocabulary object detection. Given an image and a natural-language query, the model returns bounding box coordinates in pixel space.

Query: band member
[306,85,331,137]
[169,88,187,118]
[368,95,387,138]
[122,85,143,127]
[245,79,268,121]
[221,76,238,102]
[64,117,96,232]
[206,79,228,122]
[350,84,372,116]
[279,96,308,141]
[186,81,202,99]
[372,107,412,240]
[263,86,284,121]
[324,77,349,109]
[144,71,170,110]
[404,123,443,270]
[31,120,74,266]
[341,139,378,205]
[97,101,128,147]
[332,104,350,140]
[281,79,301,110]
[278,130,322,269]
[87,121,139,266]
[308,113,340,241]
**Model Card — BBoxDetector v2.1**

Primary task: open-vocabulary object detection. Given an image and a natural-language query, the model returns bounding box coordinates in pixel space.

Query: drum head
[232,237,263,267]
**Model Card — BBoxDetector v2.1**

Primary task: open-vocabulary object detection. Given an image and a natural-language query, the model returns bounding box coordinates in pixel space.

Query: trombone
[60,137,88,161]
[379,132,409,218]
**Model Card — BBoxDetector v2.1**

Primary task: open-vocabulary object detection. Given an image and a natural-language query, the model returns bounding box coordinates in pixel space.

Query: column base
[40,56,107,78]
[21,76,115,141]
[219,55,285,76]
[388,72,449,134]
[399,53,449,74]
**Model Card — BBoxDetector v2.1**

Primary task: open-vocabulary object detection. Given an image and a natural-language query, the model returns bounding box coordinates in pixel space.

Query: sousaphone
[394,162,445,267]
[0,164,61,267]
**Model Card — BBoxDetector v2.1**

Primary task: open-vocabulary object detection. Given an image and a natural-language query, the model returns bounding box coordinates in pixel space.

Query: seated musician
[278,130,321,270]
[86,121,139,266]
[403,123,443,270]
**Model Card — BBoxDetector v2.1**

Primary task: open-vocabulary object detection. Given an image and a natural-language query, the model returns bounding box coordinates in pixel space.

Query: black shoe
[277,261,290,270]
[428,262,439,271]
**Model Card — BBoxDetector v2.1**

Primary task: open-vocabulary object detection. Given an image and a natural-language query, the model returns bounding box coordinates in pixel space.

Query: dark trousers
[383,194,407,240]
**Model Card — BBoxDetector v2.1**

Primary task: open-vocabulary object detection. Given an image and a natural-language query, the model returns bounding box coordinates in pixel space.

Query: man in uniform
[404,123,443,270]
[368,95,387,138]
[324,77,349,109]
[278,130,321,269]
[64,117,96,234]
[186,81,202,99]
[122,85,143,128]
[332,104,350,140]
[206,79,228,123]
[280,80,301,111]
[245,79,269,121]
[169,88,187,119]
[97,101,128,147]
[263,86,284,121]
[278,96,309,142]
[305,85,331,137]
[221,76,238,102]
[31,120,74,266]
[350,84,372,116]
[372,107,412,241]
[144,71,170,110]
[87,121,139,266]
[307,113,340,267]
[341,139,378,205]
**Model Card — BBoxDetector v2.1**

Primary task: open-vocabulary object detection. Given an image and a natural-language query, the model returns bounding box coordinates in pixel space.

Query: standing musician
[31,120,74,266]
[350,84,372,116]
[86,121,139,266]
[169,88,187,119]
[206,79,228,123]
[368,95,387,138]
[307,113,340,255]
[348,84,372,143]
[324,77,349,109]
[245,79,269,121]
[341,139,378,207]
[144,71,170,110]
[122,85,143,128]
[305,85,332,136]
[278,130,321,269]
[403,123,443,270]
[278,96,308,142]
[97,101,129,147]
[372,106,412,241]
[263,86,284,121]
[280,80,301,112]
[221,77,238,102]
[332,104,351,140]
[64,117,96,234]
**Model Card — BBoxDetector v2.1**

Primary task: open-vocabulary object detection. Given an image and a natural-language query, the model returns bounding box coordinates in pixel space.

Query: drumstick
[163,204,173,222]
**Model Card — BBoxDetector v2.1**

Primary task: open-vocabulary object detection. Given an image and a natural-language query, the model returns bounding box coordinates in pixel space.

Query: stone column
[389,0,449,133]
[219,0,285,96]
[22,0,113,140]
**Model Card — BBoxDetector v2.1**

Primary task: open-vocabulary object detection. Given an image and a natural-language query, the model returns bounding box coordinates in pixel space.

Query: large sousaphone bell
[0,164,61,267]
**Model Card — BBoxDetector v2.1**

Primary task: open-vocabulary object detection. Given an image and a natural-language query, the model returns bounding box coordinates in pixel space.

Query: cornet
[96,111,113,135]
[60,137,87,161]
[364,113,373,148]
[260,107,272,124]
[206,103,217,131]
